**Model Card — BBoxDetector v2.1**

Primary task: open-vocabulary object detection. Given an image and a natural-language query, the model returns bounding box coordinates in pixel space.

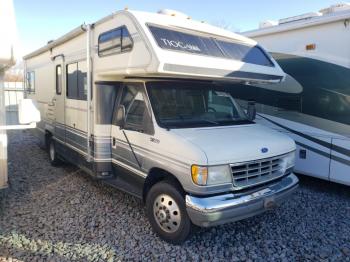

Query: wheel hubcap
[49,143,55,161]
[153,194,181,233]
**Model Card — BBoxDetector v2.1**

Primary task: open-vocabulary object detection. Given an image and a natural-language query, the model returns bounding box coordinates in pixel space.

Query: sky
[14,0,345,57]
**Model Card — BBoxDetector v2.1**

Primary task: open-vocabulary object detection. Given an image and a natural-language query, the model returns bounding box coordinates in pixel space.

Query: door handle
[48,98,56,106]
[112,137,116,147]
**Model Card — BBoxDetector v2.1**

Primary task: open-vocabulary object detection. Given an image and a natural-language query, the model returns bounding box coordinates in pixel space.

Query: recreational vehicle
[24,9,298,243]
[241,3,350,186]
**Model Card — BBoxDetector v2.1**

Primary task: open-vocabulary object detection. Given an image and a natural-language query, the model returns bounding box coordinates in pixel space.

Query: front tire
[48,138,61,166]
[146,181,192,244]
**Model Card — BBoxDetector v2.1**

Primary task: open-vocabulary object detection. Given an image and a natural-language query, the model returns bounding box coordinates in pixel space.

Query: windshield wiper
[218,119,254,125]
[200,119,219,125]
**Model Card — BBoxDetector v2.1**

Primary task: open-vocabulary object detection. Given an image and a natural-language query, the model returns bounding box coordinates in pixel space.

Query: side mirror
[247,101,256,121]
[116,105,126,128]
[18,99,41,124]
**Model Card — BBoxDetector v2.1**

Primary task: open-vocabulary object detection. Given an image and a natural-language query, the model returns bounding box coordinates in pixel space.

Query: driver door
[111,82,154,172]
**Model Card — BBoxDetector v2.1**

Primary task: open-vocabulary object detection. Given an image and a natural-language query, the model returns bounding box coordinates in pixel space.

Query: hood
[172,124,295,165]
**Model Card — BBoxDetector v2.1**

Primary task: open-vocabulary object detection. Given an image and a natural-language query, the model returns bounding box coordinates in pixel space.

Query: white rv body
[24,9,298,243]
[241,3,350,185]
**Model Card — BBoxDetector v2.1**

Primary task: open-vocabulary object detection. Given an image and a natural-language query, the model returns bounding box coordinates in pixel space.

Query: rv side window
[148,25,274,67]
[56,65,62,95]
[216,41,274,67]
[121,27,133,52]
[67,63,78,99]
[26,71,35,94]
[66,61,88,100]
[78,61,87,100]
[98,26,133,57]
[148,25,224,57]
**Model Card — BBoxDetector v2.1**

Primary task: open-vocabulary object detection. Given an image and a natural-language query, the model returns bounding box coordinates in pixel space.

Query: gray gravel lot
[0,130,350,261]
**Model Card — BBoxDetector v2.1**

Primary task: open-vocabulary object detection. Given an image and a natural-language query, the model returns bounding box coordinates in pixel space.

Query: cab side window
[119,84,153,133]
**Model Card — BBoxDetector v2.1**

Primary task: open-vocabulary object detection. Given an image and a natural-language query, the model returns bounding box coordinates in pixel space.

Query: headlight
[191,165,232,186]
[283,151,295,170]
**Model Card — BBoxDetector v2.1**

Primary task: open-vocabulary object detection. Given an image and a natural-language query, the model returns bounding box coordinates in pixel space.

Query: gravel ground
[0,130,350,262]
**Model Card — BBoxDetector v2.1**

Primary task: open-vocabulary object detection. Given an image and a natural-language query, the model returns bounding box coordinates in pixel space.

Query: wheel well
[143,168,184,203]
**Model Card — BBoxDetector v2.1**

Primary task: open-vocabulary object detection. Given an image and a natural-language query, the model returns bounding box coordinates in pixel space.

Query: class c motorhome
[242,3,350,186]
[24,9,298,243]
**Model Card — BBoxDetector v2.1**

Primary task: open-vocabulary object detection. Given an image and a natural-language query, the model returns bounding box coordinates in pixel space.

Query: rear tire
[48,138,61,166]
[146,181,192,244]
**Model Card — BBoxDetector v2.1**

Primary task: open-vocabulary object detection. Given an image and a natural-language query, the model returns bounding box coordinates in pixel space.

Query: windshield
[147,81,252,129]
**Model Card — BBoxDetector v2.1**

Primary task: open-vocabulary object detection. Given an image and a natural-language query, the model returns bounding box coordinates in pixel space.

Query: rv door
[53,59,66,145]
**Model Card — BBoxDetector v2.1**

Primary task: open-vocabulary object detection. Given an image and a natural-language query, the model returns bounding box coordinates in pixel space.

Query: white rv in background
[0,0,40,190]
[24,9,299,243]
[239,3,350,185]
[0,0,17,189]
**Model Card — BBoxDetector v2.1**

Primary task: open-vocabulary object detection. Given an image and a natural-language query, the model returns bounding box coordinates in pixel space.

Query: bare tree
[4,61,24,84]
[210,19,240,33]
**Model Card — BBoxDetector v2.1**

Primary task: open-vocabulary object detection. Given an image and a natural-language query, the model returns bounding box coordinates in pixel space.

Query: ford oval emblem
[261,147,268,153]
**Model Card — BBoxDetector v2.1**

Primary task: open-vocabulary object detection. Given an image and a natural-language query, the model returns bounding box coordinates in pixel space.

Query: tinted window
[96,82,121,124]
[216,40,274,67]
[148,25,274,67]
[98,26,133,57]
[121,28,133,52]
[26,71,35,94]
[148,25,223,57]
[56,65,62,95]
[67,63,78,99]
[78,61,87,100]
[120,85,148,129]
[66,61,88,100]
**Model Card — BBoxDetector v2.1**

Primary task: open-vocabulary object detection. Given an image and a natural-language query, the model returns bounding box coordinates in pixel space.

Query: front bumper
[186,173,298,227]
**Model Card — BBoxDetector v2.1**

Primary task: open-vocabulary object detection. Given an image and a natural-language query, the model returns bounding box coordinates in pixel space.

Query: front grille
[230,155,285,189]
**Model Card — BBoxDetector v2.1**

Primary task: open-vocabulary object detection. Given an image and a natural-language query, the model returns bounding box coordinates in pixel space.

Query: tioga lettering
[160,38,201,52]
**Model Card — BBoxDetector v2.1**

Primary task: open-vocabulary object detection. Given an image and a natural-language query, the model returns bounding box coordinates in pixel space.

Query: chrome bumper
[186,173,299,227]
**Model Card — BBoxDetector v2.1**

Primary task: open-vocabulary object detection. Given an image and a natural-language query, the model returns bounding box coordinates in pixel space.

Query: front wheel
[146,181,192,244]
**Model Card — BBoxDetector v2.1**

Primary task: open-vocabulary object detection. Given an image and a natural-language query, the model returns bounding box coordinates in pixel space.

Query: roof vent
[157,9,190,19]
[319,3,350,14]
[278,12,322,25]
[259,20,278,29]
